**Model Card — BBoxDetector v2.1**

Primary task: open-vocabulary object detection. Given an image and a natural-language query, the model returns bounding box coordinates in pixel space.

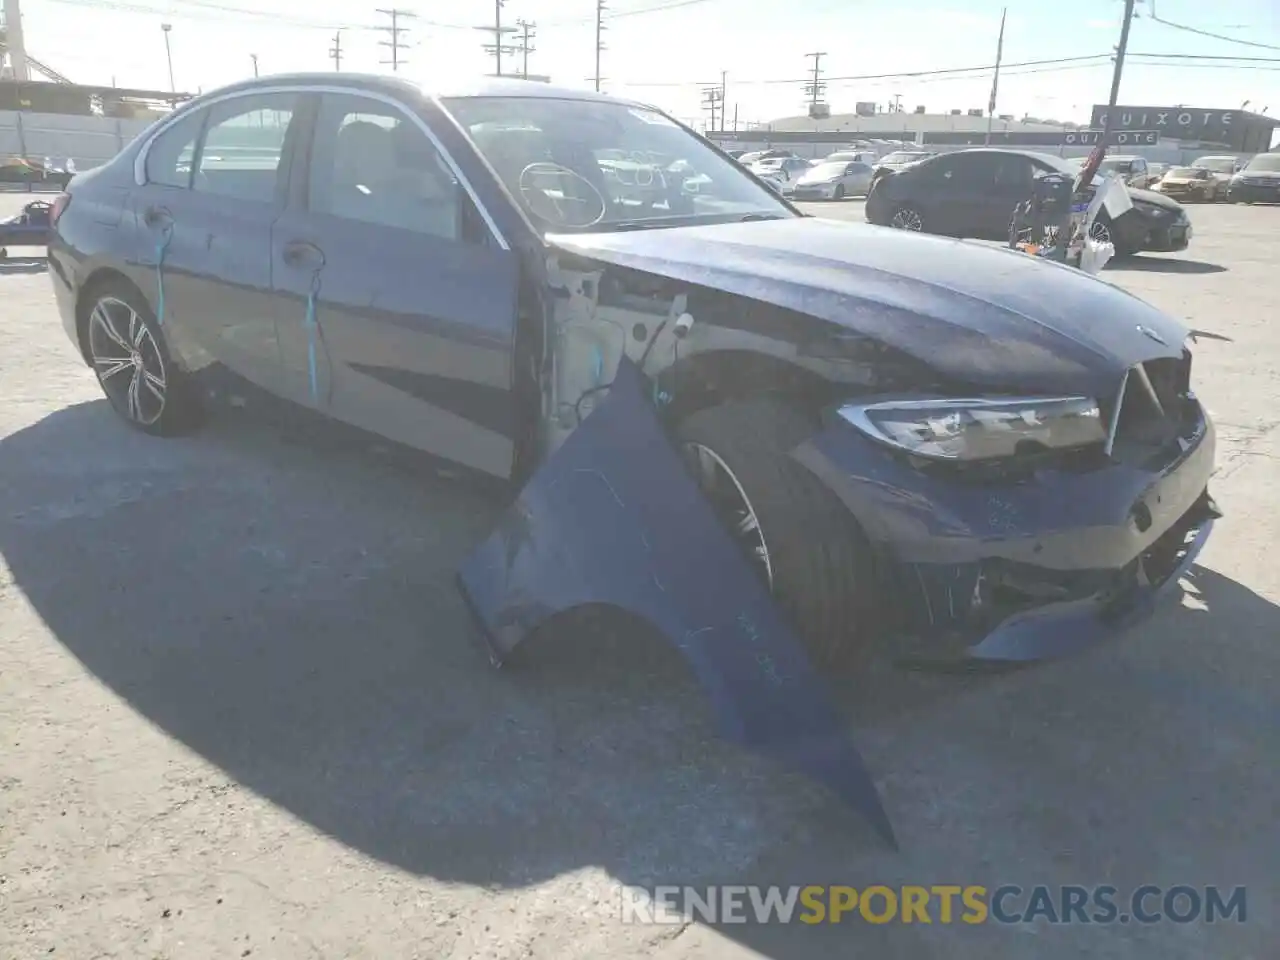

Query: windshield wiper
[737,213,785,222]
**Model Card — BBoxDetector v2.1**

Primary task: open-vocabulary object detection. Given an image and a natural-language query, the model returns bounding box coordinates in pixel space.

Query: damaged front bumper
[792,407,1218,666]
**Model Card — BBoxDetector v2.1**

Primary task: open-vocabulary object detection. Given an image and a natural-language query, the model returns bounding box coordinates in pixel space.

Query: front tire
[889,204,924,231]
[82,282,201,436]
[676,399,883,667]
[833,184,846,201]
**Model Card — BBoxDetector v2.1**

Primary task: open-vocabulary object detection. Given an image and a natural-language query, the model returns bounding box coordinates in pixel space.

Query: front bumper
[1228,180,1280,203]
[793,182,840,200]
[792,407,1217,665]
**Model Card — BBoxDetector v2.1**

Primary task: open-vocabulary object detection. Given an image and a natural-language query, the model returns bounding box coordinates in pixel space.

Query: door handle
[282,239,325,270]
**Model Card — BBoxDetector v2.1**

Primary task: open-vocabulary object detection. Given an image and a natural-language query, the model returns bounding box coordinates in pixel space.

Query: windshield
[444,97,793,232]
[1193,157,1236,173]
[1167,167,1201,178]
[1100,159,1134,173]
[1243,153,1280,173]
[880,152,928,165]
[806,162,849,178]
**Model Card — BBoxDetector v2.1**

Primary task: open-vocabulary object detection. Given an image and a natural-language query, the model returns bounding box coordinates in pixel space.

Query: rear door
[986,153,1036,239]
[919,152,994,235]
[270,90,521,479]
[134,91,302,390]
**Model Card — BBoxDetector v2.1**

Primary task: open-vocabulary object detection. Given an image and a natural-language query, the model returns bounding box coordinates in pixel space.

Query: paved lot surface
[2,193,1277,958]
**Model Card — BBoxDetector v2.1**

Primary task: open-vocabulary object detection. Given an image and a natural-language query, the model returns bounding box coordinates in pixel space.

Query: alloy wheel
[87,296,167,426]
[682,442,774,587]
[1089,220,1113,245]
[890,207,923,231]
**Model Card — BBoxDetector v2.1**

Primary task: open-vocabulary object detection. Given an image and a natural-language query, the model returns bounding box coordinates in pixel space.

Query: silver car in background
[791,159,874,200]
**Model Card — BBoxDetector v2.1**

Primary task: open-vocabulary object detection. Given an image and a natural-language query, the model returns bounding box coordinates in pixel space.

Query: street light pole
[250,53,259,77]
[160,23,175,93]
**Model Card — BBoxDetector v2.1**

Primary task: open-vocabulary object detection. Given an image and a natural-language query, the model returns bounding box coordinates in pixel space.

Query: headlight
[837,396,1105,461]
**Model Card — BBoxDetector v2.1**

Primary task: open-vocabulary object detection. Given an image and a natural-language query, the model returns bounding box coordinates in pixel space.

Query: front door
[271,91,521,479]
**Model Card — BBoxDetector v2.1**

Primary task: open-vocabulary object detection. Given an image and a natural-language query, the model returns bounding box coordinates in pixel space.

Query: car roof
[179,72,651,111]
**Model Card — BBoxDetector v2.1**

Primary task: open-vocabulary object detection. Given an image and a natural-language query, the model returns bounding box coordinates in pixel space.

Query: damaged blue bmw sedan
[48,75,1217,839]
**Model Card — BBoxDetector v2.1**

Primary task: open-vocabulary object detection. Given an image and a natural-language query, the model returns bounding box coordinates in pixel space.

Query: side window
[145,108,206,188]
[308,93,462,241]
[848,162,871,175]
[1133,159,1147,176]
[941,153,993,190]
[193,93,297,204]
[994,156,1034,190]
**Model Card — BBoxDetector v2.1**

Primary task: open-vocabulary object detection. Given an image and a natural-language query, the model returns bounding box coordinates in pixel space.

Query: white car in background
[790,159,874,200]
[1190,155,1240,201]
[749,156,811,196]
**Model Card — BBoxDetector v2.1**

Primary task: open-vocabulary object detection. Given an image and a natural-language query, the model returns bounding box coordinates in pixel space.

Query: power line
[1144,0,1280,52]
[375,8,416,71]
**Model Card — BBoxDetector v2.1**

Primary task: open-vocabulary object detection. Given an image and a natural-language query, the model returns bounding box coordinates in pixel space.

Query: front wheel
[833,184,846,201]
[676,399,883,667]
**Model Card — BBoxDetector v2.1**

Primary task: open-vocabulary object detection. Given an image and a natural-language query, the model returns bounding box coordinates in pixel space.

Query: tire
[80,279,202,437]
[889,204,924,231]
[833,184,846,201]
[676,399,883,667]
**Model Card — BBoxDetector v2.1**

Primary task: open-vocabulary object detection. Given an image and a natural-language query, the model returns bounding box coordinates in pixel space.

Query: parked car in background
[1098,155,1158,190]
[866,148,1192,257]
[749,156,811,196]
[869,150,934,187]
[1191,155,1239,199]
[823,150,878,164]
[1226,152,1280,204]
[0,198,53,257]
[736,148,794,166]
[1147,162,1169,181]
[791,159,873,200]
[1153,166,1221,202]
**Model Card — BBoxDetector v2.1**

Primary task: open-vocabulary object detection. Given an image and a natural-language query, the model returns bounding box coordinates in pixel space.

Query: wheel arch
[659,347,845,424]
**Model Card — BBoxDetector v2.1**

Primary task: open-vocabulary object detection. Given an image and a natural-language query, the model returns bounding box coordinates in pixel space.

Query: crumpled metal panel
[457,358,896,847]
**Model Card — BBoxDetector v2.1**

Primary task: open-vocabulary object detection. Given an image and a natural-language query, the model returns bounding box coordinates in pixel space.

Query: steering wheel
[517,162,606,228]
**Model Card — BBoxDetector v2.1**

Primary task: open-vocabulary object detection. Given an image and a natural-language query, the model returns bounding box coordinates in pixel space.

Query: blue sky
[15,0,1280,127]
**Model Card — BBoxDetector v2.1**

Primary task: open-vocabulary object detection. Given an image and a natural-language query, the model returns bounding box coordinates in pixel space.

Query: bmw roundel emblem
[1137,325,1168,346]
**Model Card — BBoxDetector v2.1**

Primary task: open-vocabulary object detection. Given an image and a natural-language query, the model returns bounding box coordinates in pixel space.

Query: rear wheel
[833,184,846,201]
[82,281,201,436]
[676,399,883,667]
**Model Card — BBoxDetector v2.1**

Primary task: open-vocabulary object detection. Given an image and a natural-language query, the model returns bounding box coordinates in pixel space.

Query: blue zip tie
[304,284,320,406]
[154,226,172,325]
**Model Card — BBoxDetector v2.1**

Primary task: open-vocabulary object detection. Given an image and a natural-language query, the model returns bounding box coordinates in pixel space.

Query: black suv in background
[1227,153,1280,204]
[865,148,1191,257]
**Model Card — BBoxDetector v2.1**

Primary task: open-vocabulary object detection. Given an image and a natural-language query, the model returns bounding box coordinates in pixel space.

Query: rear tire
[889,204,924,231]
[676,399,883,667]
[833,184,846,201]
[80,280,202,437]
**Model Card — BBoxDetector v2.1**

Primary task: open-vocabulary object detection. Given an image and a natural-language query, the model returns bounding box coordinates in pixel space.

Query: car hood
[797,171,841,183]
[1127,186,1182,211]
[548,217,1188,397]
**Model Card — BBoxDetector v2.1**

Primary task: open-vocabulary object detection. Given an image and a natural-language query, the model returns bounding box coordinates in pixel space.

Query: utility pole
[985,6,1007,145]
[515,18,536,79]
[160,23,175,92]
[803,51,826,112]
[376,8,416,72]
[476,0,517,77]
[1098,0,1137,157]
[720,69,727,127]
[593,0,607,92]
[329,29,343,71]
[701,84,723,132]
[250,53,259,77]
[3,0,31,81]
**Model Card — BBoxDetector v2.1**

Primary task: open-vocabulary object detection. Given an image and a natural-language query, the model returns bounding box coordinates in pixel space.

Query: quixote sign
[1065,129,1160,147]
[1089,105,1236,143]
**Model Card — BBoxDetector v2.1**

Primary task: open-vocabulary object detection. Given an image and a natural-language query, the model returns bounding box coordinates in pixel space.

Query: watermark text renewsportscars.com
[619,884,1247,926]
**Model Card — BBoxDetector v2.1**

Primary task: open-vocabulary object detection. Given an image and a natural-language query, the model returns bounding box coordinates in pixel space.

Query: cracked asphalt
[1,194,1277,959]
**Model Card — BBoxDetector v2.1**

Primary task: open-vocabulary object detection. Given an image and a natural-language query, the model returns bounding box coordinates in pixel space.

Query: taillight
[51,192,71,226]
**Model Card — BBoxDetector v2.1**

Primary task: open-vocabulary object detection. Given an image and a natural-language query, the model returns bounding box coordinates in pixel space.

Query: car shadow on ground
[1109,256,1227,275]
[2,401,1276,958]
[0,254,49,275]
